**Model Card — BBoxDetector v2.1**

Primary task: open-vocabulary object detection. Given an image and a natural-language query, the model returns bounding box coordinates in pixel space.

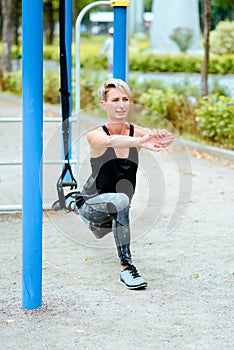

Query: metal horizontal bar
[0,203,53,212]
[0,117,77,123]
[0,159,77,166]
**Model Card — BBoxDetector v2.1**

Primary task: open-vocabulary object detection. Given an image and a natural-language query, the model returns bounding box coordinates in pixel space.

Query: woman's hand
[152,129,175,148]
[139,134,163,151]
[138,129,175,152]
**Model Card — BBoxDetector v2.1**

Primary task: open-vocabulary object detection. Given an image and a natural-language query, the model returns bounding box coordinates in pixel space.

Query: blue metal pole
[113,6,127,80]
[22,0,43,309]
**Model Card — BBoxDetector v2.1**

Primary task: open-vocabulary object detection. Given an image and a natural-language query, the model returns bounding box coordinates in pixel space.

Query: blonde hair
[98,78,131,101]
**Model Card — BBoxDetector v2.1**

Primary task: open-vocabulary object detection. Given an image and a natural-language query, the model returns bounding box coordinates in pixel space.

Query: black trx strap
[52,0,77,210]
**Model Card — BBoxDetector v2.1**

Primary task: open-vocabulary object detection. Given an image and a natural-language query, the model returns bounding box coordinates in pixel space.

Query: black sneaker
[119,265,148,290]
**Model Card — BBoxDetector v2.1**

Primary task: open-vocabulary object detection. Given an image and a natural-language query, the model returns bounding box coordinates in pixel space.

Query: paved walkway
[0,94,233,349]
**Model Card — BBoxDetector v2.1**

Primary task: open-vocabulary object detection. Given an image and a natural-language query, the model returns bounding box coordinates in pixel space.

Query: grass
[79,35,106,61]
[77,34,150,62]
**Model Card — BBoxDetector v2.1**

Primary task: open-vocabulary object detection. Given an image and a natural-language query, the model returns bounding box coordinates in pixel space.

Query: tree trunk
[44,0,55,45]
[13,0,21,46]
[201,0,211,96]
[1,0,14,72]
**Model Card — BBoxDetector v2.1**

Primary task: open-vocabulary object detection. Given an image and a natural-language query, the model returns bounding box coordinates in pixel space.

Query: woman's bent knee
[114,193,130,212]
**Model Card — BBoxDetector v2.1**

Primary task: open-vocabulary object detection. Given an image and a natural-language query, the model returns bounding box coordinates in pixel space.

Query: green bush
[43,45,59,61]
[79,78,97,108]
[195,96,234,148]
[11,45,22,60]
[209,54,234,74]
[170,27,194,53]
[128,79,233,148]
[129,52,234,74]
[0,71,22,94]
[137,89,197,134]
[43,71,60,104]
[1,35,234,75]
[209,79,230,97]
[210,21,234,55]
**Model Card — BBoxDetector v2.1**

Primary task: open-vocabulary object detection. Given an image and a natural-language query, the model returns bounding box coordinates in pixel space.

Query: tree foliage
[144,0,153,12]
[199,0,234,30]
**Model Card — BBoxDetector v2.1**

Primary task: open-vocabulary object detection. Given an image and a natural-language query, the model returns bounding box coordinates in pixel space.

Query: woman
[66,78,174,290]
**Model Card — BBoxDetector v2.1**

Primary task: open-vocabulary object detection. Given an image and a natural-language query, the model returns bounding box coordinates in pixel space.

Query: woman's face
[101,87,130,121]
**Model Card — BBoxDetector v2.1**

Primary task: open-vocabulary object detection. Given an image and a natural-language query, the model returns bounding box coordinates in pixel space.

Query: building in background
[128,0,144,36]
[150,0,201,53]
[89,11,113,34]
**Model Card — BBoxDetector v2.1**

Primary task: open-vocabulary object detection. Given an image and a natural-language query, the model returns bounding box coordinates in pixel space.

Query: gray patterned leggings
[76,192,132,266]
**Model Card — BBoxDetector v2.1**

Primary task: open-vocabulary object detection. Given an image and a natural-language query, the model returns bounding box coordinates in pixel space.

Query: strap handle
[53,0,77,210]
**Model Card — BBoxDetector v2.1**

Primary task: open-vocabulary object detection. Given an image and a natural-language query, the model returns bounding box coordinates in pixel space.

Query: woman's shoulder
[87,127,109,158]
[132,125,151,137]
[87,127,105,139]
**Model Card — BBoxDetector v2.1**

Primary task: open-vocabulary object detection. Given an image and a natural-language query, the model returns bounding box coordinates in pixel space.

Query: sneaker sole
[118,278,148,290]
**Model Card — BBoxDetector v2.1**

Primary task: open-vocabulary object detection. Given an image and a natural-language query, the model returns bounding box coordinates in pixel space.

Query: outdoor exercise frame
[22,0,130,310]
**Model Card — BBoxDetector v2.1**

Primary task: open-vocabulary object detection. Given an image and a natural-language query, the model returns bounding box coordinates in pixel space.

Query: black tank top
[81,124,139,201]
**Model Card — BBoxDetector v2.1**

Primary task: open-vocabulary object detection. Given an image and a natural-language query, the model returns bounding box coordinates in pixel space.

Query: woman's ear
[100,99,106,110]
